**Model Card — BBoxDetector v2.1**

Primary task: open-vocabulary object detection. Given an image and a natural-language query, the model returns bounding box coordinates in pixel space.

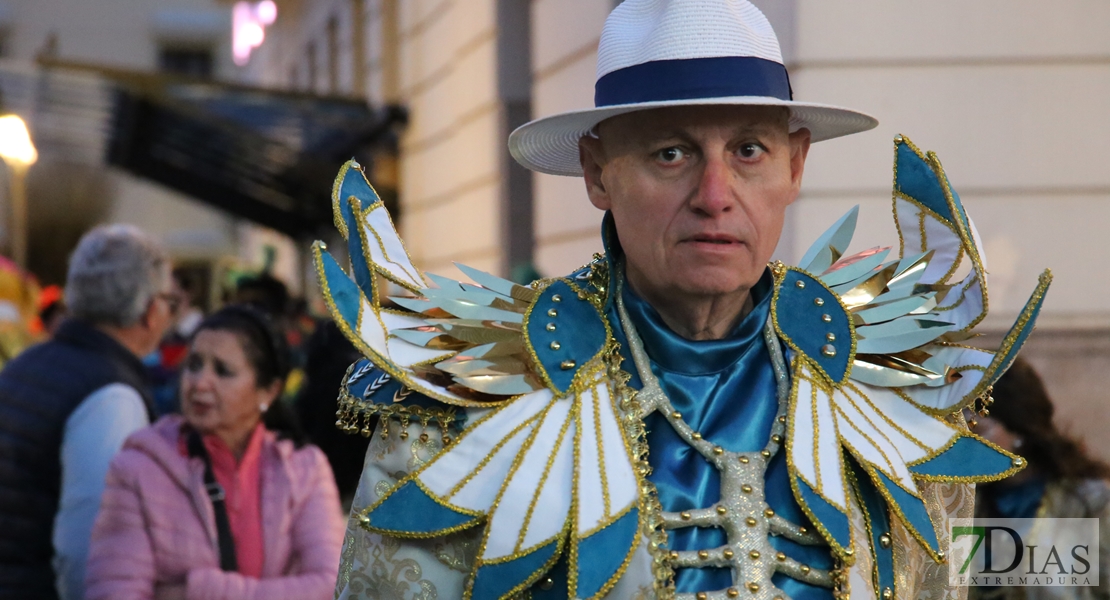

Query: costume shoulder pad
[773,134,1052,575]
[336,359,465,440]
[313,159,614,415]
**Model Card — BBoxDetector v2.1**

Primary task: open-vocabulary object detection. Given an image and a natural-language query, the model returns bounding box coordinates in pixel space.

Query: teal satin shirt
[610,270,834,599]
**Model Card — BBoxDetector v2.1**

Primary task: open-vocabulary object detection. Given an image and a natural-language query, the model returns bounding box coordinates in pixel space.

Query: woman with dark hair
[972,358,1110,599]
[85,306,344,600]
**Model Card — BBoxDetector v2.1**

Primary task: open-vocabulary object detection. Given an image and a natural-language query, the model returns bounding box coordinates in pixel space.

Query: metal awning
[0,59,405,238]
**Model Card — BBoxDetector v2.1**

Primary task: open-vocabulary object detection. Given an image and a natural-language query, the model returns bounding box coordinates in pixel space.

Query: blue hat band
[594,56,792,108]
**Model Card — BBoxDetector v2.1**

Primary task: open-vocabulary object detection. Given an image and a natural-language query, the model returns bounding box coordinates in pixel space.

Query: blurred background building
[0,0,1107,456]
[0,0,400,306]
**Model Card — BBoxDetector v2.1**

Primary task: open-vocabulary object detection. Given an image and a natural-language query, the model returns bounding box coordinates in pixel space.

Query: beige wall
[529,0,609,278]
[394,0,502,276]
[248,0,505,280]
[786,0,1110,331]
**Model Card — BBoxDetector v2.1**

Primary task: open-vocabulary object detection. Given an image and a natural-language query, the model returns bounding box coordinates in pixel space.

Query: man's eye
[655,147,687,163]
[738,143,767,160]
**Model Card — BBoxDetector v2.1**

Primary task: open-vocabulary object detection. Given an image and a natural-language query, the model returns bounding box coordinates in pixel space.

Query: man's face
[580,105,810,301]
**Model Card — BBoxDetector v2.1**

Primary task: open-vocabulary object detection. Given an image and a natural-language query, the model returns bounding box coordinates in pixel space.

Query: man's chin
[671,269,761,298]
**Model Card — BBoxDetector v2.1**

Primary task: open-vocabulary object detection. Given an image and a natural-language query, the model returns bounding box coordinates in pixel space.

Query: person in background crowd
[0,225,174,600]
[146,270,198,416]
[233,272,311,401]
[972,357,1110,599]
[85,305,344,600]
[294,319,368,510]
[233,273,289,321]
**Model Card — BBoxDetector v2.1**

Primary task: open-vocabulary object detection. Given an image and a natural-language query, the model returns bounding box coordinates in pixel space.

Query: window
[306,43,318,91]
[159,47,214,79]
[289,64,300,91]
[326,16,339,93]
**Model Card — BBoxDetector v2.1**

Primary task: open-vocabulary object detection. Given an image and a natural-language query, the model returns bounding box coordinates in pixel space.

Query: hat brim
[508,96,878,177]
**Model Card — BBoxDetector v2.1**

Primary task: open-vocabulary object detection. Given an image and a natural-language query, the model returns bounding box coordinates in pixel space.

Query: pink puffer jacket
[85,415,344,600]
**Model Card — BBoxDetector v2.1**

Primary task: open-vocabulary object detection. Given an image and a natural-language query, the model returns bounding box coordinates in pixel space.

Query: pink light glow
[256,0,277,26]
[232,1,276,66]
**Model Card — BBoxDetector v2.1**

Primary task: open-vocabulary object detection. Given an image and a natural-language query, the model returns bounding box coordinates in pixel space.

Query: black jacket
[0,319,154,599]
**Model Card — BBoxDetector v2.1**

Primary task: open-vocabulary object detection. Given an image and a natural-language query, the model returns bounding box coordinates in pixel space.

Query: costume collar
[600,211,622,313]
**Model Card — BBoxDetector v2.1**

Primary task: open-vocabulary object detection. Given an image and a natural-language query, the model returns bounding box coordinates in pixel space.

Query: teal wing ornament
[773,136,1051,587]
[313,160,641,600]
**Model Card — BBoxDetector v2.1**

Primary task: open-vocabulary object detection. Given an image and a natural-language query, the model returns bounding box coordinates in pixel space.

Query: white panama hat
[509,0,878,177]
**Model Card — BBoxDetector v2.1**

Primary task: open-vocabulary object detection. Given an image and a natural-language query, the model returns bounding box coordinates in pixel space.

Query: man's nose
[689,154,734,216]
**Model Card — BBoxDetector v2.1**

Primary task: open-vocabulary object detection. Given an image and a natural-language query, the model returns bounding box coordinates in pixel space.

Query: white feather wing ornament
[313,161,642,600]
[775,136,1051,576]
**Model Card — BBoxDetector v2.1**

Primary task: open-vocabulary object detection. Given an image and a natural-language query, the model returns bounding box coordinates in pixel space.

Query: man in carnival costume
[318,1,1052,598]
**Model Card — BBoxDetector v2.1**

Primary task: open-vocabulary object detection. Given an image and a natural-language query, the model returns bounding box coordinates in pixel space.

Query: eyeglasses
[155,292,184,314]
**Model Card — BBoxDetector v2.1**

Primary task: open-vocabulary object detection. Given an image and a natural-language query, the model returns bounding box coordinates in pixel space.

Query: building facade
[241,0,1110,458]
[0,0,311,294]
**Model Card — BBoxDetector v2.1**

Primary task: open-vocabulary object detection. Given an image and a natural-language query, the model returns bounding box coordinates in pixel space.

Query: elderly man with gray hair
[0,224,177,600]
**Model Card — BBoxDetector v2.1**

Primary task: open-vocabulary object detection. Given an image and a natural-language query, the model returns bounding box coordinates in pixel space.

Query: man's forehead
[596,104,789,143]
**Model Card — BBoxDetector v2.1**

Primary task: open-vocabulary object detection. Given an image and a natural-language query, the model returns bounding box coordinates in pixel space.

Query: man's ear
[579,136,611,211]
[139,297,158,329]
[787,127,812,203]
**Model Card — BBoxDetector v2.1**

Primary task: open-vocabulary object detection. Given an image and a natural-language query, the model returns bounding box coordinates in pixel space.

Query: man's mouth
[687,234,742,245]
